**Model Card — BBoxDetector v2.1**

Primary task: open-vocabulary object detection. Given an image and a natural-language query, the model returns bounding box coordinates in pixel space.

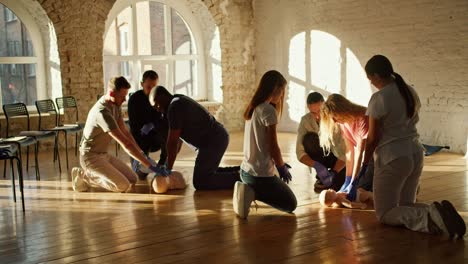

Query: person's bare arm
[166,129,182,170]
[299,155,315,167]
[351,138,366,180]
[118,117,140,149]
[344,138,354,176]
[332,159,346,173]
[109,128,150,167]
[363,117,380,165]
[267,124,284,167]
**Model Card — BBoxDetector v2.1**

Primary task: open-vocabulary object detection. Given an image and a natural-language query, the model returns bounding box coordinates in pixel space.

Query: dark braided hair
[365,55,415,118]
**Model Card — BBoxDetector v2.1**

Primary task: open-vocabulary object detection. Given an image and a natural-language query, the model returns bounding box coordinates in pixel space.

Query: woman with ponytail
[362,55,465,238]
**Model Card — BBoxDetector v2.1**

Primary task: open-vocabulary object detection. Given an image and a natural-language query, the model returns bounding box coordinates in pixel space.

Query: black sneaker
[137,171,149,181]
[314,179,327,193]
[433,201,458,239]
[441,200,466,239]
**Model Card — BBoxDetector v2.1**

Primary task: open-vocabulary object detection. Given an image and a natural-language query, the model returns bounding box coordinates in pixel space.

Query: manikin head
[319,189,337,207]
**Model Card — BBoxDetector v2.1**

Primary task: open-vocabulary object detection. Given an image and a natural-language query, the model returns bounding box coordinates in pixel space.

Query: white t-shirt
[296,113,346,161]
[241,102,278,177]
[366,82,423,165]
[80,96,121,154]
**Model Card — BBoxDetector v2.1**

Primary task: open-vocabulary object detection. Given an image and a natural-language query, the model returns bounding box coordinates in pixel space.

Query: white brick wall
[254,0,468,154]
[203,0,256,131]
[25,0,467,153]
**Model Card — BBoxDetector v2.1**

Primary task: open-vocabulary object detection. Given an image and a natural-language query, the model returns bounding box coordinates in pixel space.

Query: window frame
[103,0,206,100]
[0,0,47,110]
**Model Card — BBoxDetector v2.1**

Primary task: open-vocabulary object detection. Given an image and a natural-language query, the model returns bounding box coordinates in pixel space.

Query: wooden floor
[0,132,467,263]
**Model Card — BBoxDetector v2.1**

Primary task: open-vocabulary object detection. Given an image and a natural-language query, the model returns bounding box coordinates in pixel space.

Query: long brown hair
[244,70,287,120]
[319,94,366,154]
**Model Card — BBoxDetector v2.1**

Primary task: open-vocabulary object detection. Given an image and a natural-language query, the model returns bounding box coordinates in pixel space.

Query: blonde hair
[319,94,367,154]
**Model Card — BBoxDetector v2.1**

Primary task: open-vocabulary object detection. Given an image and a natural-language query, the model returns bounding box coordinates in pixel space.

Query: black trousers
[192,123,240,190]
[303,132,345,191]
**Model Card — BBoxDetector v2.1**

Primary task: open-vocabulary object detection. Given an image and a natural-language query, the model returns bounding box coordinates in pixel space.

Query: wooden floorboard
[0,132,466,263]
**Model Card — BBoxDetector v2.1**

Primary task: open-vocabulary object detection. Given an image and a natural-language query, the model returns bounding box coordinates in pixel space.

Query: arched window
[0,2,45,107]
[104,1,204,99]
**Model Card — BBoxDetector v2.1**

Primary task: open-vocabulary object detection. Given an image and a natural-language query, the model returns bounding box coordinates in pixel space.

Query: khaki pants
[374,150,442,233]
[80,153,137,193]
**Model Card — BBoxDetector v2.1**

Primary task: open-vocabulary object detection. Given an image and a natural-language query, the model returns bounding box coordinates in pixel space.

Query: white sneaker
[72,167,89,192]
[233,181,255,219]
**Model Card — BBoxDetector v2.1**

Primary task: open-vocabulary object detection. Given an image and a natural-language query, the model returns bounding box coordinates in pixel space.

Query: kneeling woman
[362,55,465,238]
[233,70,297,219]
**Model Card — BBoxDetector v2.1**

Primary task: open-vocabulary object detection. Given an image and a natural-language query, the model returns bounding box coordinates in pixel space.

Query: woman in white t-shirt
[233,70,297,219]
[361,55,465,239]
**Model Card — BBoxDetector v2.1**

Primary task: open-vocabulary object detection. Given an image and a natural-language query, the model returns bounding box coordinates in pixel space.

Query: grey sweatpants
[374,150,442,233]
[80,153,138,193]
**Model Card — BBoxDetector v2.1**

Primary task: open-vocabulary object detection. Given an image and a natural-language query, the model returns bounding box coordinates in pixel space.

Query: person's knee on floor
[115,179,134,193]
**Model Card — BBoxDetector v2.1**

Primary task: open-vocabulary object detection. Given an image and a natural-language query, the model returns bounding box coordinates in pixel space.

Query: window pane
[103,61,134,93]
[136,1,165,55]
[171,9,194,55]
[143,63,167,89]
[0,64,36,105]
[103,20,118,55]
[174,60,197,97]
[0,4,35,56]
[104,6,132,56]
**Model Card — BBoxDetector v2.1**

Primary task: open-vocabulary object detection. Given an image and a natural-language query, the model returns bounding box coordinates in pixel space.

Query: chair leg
[3,160,6,178]
[75,133,78,156]
[26,146,29,173]
[10,159,16,203]
[53,134,58,162]
[65,132,69,170]
[35,143,40,181]
[18,147,23,175]
[15,157,25,212]
[55,132,62,173]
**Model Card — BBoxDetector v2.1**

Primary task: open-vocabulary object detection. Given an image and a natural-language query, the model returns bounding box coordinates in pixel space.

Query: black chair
[36,99,83,170]
[0,144,25,211]
[56,96,84,155]
[3,103,56,180]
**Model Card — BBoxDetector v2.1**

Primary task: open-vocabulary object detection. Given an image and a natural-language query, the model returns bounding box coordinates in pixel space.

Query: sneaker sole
[233,182,254,219]
[441,200,466,239]
[235,183,248,219]
[434,201,457,239]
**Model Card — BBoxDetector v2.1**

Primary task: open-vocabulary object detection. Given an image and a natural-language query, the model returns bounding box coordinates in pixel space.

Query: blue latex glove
[149,164,170,176]
[320,170,336,188]
[131,158,140,173]
[346,183,358,201]
[344,164,368,199]
[140,122,155,136]
[313,161,331,186]
[357,164,368,182]
[276,163,292,184]
[339,175,353,193]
